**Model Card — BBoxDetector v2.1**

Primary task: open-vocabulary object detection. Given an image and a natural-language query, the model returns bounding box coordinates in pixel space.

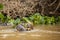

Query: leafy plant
[13,18,21,25]
[45,16,55,24]
[22,17,33,25]
[0,4,3,10]
[23,13,56,25]
[0,13,5,23]
[0,3,4,23]
[29,13,45,24]
[0,12,60,26]
[8,19,14,25]
[55,16,60,24]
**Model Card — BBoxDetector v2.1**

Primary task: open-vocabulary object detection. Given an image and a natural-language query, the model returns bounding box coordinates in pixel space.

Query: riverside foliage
[0,13,60,26]
[0,4,60,26]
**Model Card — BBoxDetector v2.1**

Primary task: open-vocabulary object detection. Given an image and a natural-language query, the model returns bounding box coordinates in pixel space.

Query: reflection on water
[0,25,60,40]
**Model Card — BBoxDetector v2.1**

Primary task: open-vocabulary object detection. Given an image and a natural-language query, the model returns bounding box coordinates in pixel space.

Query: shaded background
[0,0,60,18]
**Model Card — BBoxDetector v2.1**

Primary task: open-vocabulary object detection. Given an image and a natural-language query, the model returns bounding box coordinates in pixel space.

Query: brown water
[0,25,60,40]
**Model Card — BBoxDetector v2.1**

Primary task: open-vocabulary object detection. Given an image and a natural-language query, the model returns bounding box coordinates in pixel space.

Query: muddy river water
[0,25,60,40]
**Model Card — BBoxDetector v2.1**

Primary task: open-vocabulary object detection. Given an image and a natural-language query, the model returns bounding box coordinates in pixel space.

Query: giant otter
[16,24,26,31]
[16,23,33,31]
[26,23,33,31]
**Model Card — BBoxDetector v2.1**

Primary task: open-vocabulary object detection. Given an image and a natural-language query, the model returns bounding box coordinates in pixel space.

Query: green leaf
[0,13,5,22]
[7,16,11,20]
[22,17,32,25]
[0,13,4,19]
[13,18,21,25]
[0,4,3,10]
[8,19,14,25]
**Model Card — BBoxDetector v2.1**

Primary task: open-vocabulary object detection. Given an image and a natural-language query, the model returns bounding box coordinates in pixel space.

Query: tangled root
[0,0,60,18]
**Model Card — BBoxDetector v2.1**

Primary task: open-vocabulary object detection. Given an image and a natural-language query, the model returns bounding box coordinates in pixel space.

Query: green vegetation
[22,17,33,25]
[23,13,56,25]
[0,13,60,26]
[0,3,3,10]
[0,3,60,27]
[0,12,5,23]
[14,13,59,25]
